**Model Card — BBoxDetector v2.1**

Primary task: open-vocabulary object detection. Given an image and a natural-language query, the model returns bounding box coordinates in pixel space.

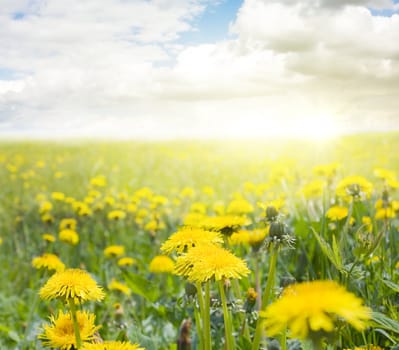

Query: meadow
[0,133,398,350]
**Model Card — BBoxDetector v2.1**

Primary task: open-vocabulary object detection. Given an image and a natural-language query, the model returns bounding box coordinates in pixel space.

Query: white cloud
[1,0,399,138]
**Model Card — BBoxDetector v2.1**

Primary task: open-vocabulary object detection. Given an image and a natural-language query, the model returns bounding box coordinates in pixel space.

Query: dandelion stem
[68,299,82,349]
[218,280,235,350]
[251,248,278,350]
[193,302,204,349]
[204,281,212,350]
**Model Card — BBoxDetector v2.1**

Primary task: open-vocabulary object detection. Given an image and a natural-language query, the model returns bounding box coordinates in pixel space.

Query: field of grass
[0,133,398,350]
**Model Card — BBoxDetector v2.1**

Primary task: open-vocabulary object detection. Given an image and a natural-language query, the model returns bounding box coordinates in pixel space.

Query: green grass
[0,134,398,349]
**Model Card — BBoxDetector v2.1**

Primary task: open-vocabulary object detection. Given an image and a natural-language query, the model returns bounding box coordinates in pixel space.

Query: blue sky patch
[178,0,243,45]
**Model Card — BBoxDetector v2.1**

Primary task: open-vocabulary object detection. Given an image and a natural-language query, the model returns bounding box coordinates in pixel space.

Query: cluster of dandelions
[38,268,145,350]
[161,226,250,350]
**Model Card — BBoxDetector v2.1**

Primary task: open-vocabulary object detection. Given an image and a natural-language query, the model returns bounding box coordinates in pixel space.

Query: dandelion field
[0,133,399,350]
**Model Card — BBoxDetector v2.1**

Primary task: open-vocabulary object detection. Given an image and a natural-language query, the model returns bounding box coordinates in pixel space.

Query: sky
[0,0,399,139]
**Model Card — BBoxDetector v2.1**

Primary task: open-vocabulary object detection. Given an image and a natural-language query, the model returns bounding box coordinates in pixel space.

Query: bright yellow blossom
[39,310,100,350]
[81,341,145,350]
[39,268,105,303]
[104,245,125,258]
[108,279,131,296]
[261,280,371,340]
[174,244,250,283]
[149,255,175,273]
[32,253,65,272]
[161,227,223,254]
[59,229,79,245]
[326,206,349,221]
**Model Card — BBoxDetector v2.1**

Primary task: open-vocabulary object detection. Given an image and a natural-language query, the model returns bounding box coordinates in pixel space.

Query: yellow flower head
[51,192,65,201]
[229,229,268,248]
[336,176,373,201]
[174,244,250,283]
[299,180,325,199]
[104,245,125,258]
[39,310,100,350]
[199,215,250,236]
[42,233,56,242]
[118,257,136,267]
[312,163,340,178]
[374,207,395,220]
[149,255,175,273]
[226,198,254,215]
[39,268,105,303]
[90,175,107,187]
[32,253,65,272]
[261,280,371,340]
[108,279,131,296]
[59,229,79,245]
[81,341,145,350]
[107,210,127,221]
[59,218,77,231]
[326,206,349,221]
[161,228,223,254]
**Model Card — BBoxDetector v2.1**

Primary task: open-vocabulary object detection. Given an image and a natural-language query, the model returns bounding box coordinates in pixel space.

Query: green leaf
[371,311,399,335]
[311,229,344,273]
[382,279,399,293]
[122,270,157,302]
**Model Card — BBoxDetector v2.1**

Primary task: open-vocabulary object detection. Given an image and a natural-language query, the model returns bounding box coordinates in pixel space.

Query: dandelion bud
[265,206,279,222]
[185,282,197,297]
[269,222,285,239]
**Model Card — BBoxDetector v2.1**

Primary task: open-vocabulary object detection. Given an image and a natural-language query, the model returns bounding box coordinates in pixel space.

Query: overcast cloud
[0,0,398,138]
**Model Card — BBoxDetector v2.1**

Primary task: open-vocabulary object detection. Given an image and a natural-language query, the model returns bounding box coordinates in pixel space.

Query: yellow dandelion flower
[41,213,54,223]
[261,280,371,340]
[226,198,254,215]
[32,253,65,272]
[0,237,3,245]
[39,201,53,214]
[108,210,126,221]
[149,255,175,273]
[374,207,395,220]
[59,218,77,230]
[108,279,131,296]
[104,245,125,258]
[373,167,396,181]
[336,176,373,200]
[299,180,325,199]
[59,229,79,245]
[39,268,105,303]
[174,244,250,283]
[81,341,145,350]
[39,310,100,350]
[183,212,206,226]
[90,175,107,187]
[161,228,223,254]
[200,215,250,236]
[395,260,399,269]
[180,187,195,198]
[51,192,65,201]
[312,162,340,178]
[42,233,56,242]
[326,206,349,221]
[117,257,136,267]
[229,229,267,250]
[190,202,207,214]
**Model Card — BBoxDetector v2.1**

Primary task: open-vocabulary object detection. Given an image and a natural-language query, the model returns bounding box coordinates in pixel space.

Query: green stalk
[193,303,204,350]
[218,280,235,350]
[280,327,287,350]
[68,299,82,349]
[251,248,278,350]
[204,281,212,350]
